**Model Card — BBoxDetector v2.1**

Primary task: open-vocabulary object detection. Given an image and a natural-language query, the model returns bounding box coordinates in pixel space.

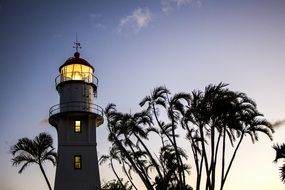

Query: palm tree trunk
[152,103,185,188]
[213,131,222,183]
[122,161,138,190]
[220,132,244,190]
[210,128,222,190]
[210,125,215,190]
[125,135,154,190]
[220,127,226,190]
[39,162,52,190]
[166,99,184,189]
[112,133,153,190]
[110,159,126,190]
[134,133,164,184]
[171,120,184,189]
[197,153,204,190]
[184,122,201,190]
[199,124,212,190]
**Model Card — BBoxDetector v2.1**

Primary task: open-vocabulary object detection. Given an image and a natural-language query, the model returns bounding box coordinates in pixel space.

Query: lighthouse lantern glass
[61,64,93,82]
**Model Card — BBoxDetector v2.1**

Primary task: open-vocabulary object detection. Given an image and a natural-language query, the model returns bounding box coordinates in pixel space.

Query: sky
[0,0,285,189]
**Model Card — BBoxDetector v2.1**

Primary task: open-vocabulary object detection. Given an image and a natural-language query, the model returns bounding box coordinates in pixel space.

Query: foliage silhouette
[101,179,133,190]
[10,132,57,190]
[273,143,285,182]
[102,83,273,190]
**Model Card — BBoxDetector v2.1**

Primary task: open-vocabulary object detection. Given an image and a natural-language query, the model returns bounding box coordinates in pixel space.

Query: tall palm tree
[10,132,57,190]
[219,92,273,190]
[184,83,273,190]
[167,92,191,189]
[140,86,190,189]
[104,83,273,190]
[105,104,154,190]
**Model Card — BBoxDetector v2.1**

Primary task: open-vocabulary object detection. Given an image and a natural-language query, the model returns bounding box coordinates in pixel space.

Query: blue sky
[0,0,285,189]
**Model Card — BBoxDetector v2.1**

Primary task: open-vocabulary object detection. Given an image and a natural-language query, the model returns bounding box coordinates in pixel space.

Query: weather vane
[73,33,82,52]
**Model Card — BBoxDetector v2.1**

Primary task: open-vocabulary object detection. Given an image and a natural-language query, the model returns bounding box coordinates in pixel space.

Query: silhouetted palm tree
[184,83,273,190]
[10,132,57,190]
[219,92,273,190]
[140,87,190,189]
[105,104,154,190]
[104,83,273,190]
[167,92,191,189]
[273,143,285,182]
[140,86,172,146]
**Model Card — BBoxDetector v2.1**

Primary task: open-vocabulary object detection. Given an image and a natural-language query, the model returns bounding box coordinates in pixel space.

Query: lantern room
[59,52,94,82]
[55,52,98,92]
[60,63,93,81]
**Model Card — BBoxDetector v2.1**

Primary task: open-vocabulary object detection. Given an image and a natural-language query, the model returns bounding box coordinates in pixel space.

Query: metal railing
[55,72,98,87]
[49,101,104,117]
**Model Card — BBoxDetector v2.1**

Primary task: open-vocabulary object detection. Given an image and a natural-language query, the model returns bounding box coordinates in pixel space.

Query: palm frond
[139,95,151,107]
[99,154,110,165]
[273,143,285,162]
[280,164,285,183]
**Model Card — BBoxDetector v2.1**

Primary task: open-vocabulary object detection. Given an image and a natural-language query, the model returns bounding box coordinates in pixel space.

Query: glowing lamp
[59,52,94,83]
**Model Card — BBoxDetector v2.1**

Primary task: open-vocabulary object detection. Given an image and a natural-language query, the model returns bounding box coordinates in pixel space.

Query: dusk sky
[1,0,285,189]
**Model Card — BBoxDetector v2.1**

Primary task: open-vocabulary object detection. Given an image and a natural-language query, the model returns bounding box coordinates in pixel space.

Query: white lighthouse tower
[49,42,103,190]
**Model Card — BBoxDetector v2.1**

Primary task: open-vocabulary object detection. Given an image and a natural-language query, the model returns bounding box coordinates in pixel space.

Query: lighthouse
[49,42,103,190]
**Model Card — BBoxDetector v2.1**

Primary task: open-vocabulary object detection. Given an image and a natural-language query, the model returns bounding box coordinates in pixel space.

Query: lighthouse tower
[49,43,103,190]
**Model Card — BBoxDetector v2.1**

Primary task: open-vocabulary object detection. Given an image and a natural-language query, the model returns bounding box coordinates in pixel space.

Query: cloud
[161,0,202,12]
[118,7,152,34]
[272,119,285,129]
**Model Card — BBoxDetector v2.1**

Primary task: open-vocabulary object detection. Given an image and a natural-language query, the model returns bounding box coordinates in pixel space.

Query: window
[74,155,82,169]
[61,64,93,82]
[74,121,81,133]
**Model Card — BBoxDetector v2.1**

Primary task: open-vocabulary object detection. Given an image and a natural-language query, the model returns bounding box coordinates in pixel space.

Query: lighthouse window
[74,121,81,133]
[61,64,93,83]
[74,155,82,169]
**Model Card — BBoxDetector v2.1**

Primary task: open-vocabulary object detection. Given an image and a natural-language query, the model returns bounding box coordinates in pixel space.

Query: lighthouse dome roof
[59,52,94,72]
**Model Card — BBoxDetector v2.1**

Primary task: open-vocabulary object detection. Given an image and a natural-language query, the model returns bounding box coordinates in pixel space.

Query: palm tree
[105,104,154,190]
[140,87,190,189]
[140,86,172,145]
[184,83,273,190]
[10,132,57,190]
[104,83,273,190]
[273,143,285,182]
[167,92,191,189]
[219,91,273,190]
